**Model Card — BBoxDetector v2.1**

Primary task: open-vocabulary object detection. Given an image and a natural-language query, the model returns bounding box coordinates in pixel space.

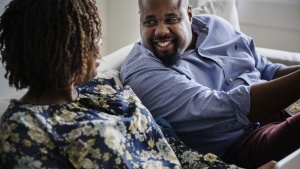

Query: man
[120,0,300,168]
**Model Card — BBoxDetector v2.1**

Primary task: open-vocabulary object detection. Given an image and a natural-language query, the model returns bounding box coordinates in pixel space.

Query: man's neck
[186,30,197,51]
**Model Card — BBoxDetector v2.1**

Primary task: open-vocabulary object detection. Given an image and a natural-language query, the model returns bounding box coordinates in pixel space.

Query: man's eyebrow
[144,13,179,19]
[165,13,179,17]
[144,15,156,19]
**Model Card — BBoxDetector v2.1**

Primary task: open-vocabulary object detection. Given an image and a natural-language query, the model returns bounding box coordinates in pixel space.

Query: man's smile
[154,40,175,53]
[156,41,171,47]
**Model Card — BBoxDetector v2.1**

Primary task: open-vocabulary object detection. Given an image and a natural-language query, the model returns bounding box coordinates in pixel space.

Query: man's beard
[151,40,181,67]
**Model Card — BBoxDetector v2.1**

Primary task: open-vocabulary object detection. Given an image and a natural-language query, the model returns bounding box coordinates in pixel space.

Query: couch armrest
[98,43,134,72]
[96,43,134,87]
[256,47,300,66]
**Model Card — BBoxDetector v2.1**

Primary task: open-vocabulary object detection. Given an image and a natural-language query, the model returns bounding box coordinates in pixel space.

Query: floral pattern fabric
[0,77,238,169]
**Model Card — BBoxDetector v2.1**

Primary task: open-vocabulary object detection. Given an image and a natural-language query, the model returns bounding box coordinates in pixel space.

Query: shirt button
[228,78,233,82]
[216,58,223,64]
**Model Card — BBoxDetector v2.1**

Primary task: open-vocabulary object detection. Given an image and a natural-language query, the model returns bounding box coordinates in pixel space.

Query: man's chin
[157,53,181,67]
[151,43,180,66]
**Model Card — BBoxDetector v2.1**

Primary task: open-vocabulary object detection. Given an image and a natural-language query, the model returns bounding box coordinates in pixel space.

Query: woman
[0,0,275,168]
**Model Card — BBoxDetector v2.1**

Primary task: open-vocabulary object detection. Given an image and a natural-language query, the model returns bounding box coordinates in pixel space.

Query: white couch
[1,0,300,116]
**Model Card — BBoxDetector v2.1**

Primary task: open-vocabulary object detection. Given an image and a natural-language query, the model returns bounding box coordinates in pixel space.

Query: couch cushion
[256,47,300,66]
[192,0,240,31]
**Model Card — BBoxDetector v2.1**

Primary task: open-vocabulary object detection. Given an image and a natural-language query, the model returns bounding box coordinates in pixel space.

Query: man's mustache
[153,35,175,41]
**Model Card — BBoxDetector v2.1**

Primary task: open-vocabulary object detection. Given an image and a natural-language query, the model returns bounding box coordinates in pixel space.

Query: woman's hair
[0,0,101,92]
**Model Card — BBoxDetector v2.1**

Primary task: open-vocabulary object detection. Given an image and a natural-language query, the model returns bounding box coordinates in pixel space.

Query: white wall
[96,0,108,56]
[0,0,20,100]
[237,0,300,53]
[96,0,140,56]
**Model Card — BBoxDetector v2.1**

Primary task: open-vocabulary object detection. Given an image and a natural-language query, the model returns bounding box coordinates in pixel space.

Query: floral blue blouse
[0,77,238,169]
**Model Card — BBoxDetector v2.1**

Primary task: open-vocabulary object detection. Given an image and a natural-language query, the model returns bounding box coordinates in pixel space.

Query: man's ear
[188,5,193,22]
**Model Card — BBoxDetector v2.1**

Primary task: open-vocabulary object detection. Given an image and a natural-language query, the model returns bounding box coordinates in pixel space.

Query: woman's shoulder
[0,99,49,123]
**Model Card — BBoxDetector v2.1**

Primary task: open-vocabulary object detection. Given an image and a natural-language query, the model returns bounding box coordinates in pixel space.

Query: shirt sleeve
[244,35,286,81]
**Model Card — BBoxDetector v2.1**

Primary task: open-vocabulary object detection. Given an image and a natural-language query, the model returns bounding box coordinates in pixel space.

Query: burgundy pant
[221,111,300,169]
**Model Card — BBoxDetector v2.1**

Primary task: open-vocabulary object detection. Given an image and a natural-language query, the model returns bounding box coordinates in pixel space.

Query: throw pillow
[191,0,240,31]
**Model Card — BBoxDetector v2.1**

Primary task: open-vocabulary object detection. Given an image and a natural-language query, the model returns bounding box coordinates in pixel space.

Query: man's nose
[155,23,170,37]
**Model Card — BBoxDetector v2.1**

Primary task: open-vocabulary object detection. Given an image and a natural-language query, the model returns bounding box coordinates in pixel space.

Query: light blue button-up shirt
[120,14,285,156]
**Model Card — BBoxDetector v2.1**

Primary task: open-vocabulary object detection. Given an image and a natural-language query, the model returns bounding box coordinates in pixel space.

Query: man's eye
[144,20,156,26]
[167,18,179,23]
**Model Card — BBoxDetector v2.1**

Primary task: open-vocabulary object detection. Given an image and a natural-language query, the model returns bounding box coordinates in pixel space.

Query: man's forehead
[139,0,184,15]
[139,0,182,10]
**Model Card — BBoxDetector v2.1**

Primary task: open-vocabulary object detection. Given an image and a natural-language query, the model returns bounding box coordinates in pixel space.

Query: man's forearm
[249,69,300,121]
[273,65,300,79]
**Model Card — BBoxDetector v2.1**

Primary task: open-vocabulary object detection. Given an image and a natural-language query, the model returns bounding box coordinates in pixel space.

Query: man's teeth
[157,41,171,47]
